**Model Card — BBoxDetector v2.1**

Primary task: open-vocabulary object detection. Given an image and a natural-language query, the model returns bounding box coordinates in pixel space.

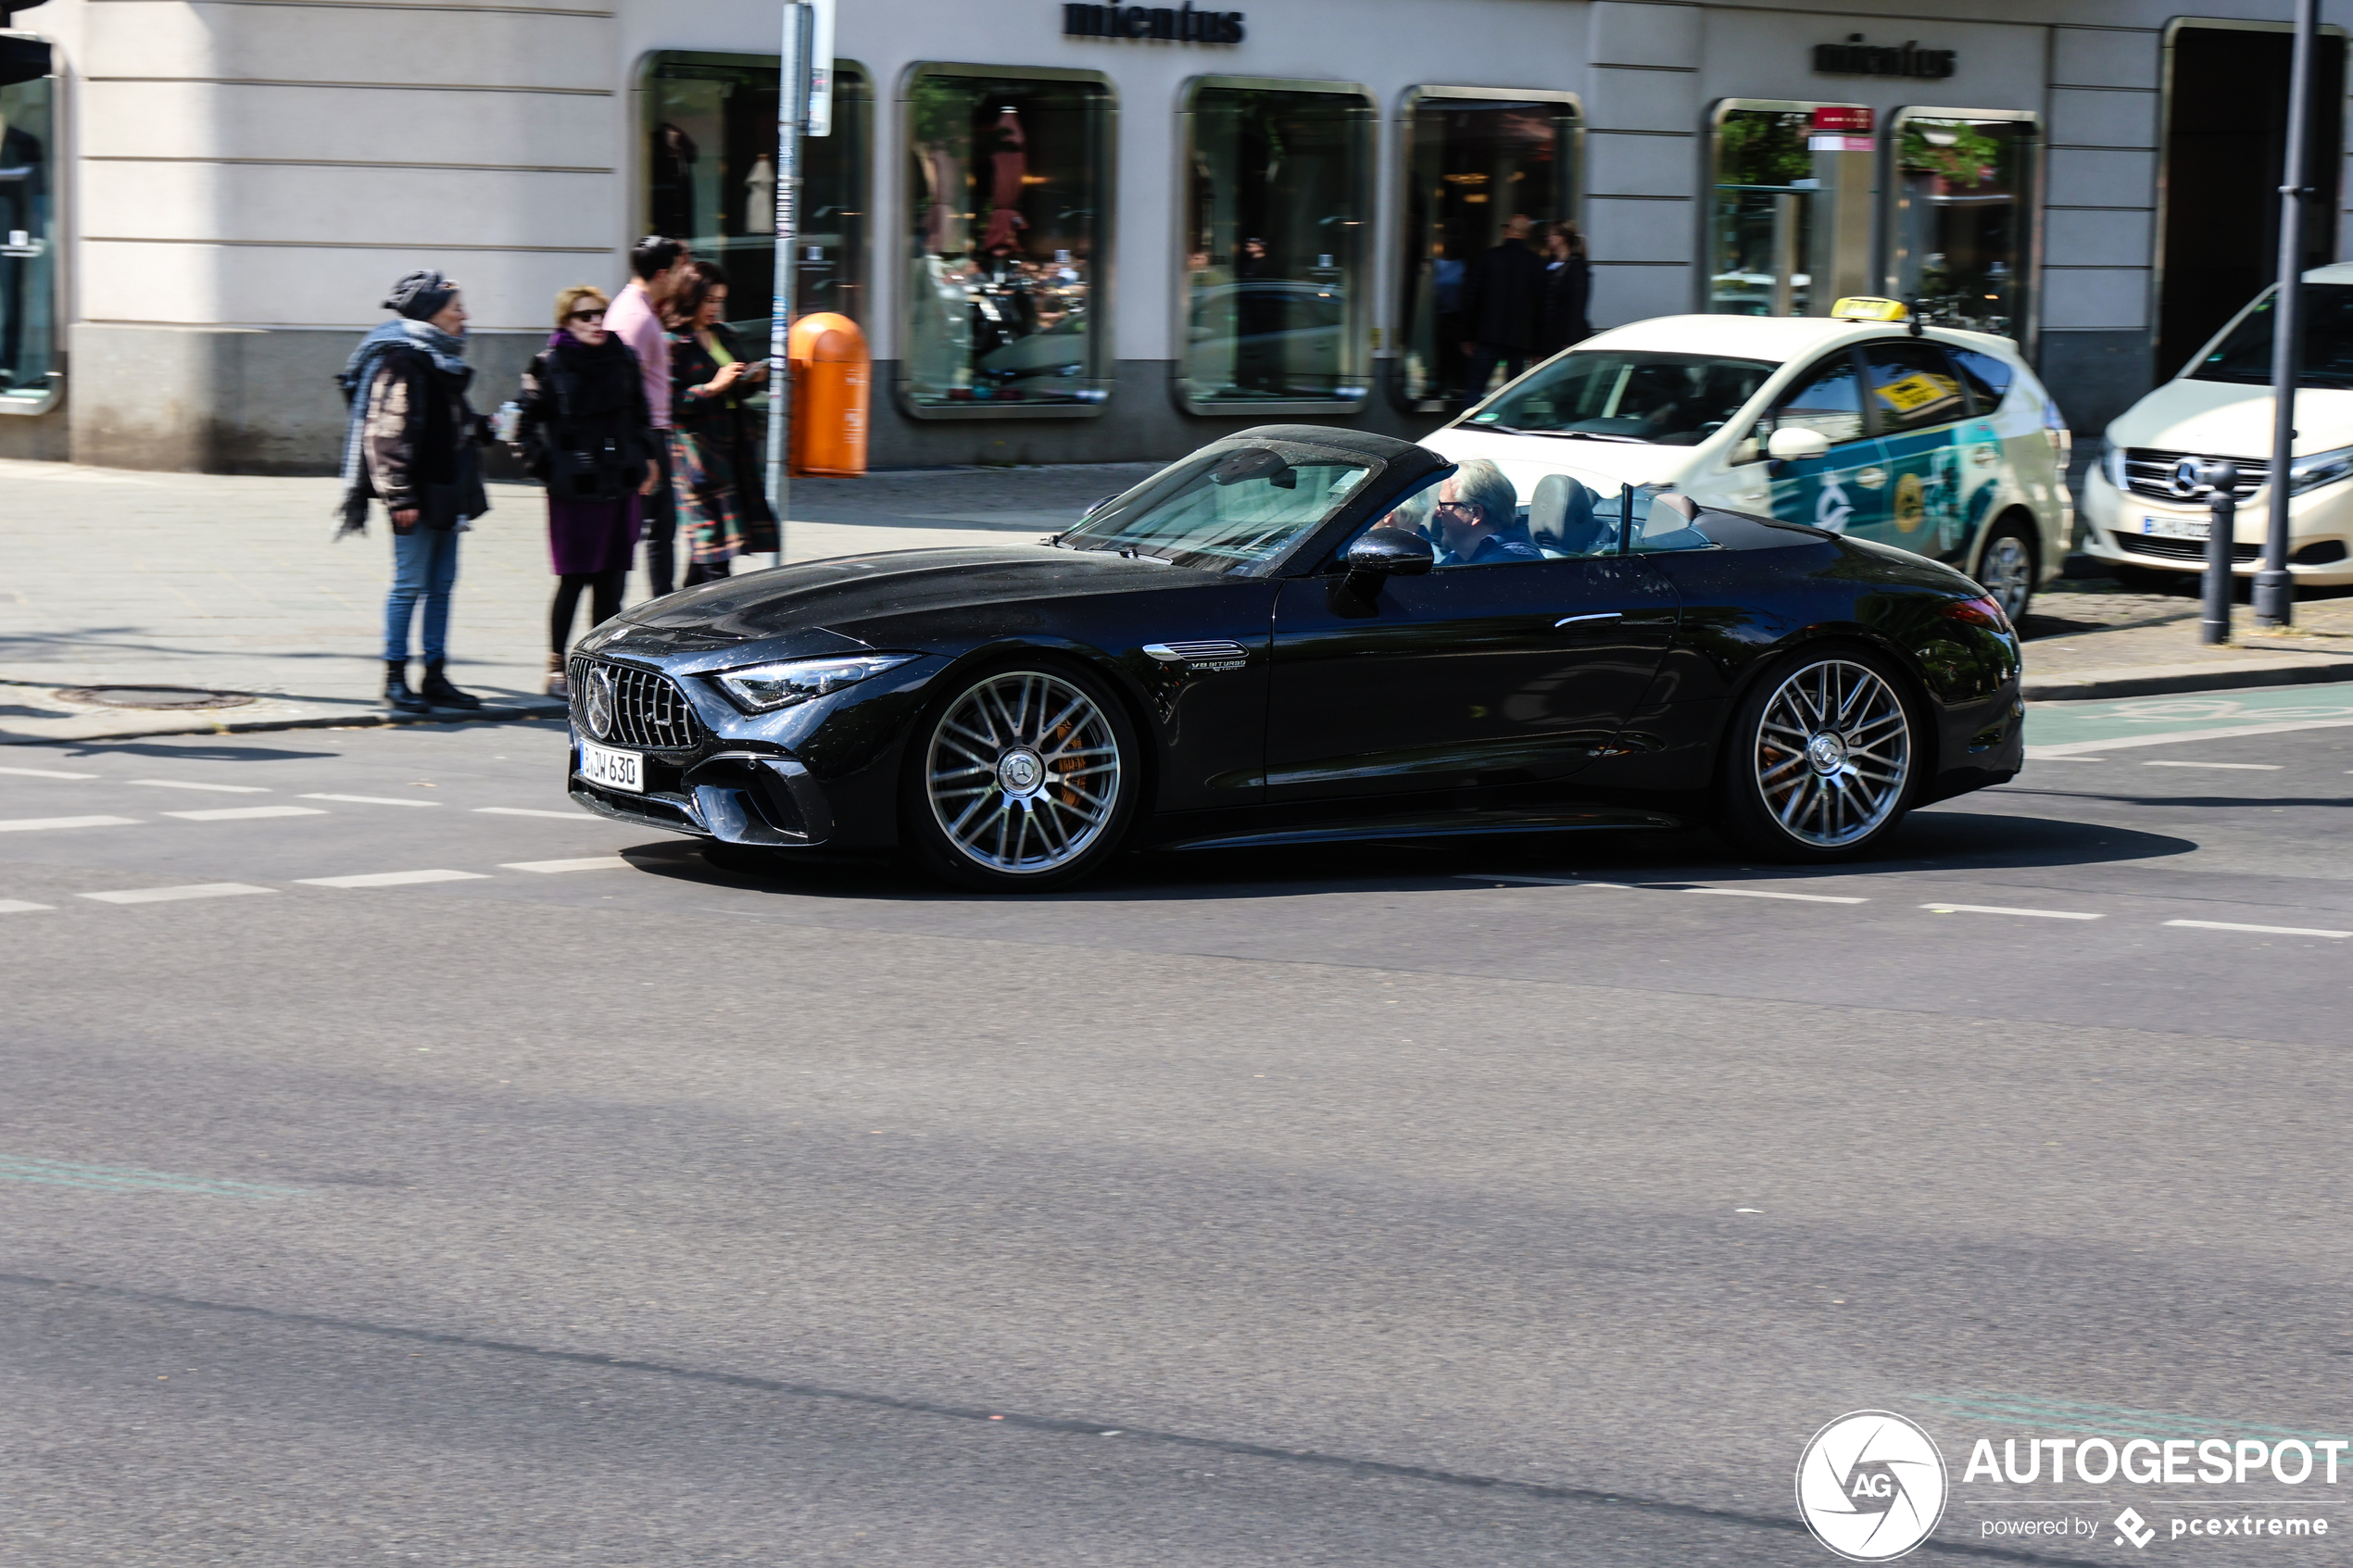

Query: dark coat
[1539,256,1592,356]
[361,345,490,528]
[671,320,760,443]
[1458,237,1546,353]
[516,332,657,505]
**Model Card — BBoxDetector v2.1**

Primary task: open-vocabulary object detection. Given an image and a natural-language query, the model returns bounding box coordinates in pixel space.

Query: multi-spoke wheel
[905,663,1138,889]
[1718,649,1918,860]
[1975,519,2038,624]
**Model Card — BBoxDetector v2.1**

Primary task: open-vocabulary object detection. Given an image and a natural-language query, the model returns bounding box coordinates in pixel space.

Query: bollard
[788,312,870,478]
[2200,460,2238,646]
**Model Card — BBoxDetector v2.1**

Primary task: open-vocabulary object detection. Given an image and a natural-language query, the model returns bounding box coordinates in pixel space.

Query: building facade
[0,0,2347,472]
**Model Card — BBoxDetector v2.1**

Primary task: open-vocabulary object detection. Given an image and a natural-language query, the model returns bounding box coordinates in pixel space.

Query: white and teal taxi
[1428,299,2072,620]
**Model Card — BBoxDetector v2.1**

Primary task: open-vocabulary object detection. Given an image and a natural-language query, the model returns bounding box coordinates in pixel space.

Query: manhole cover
[53,686,258,710]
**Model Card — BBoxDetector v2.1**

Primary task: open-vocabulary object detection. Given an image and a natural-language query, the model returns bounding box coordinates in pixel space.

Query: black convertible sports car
[565,427,2022,889]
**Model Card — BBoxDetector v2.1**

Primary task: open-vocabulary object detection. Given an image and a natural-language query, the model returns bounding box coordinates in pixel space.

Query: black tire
[1973,515,2039,623]
[1715,644,1924,863]
[900,657,1142,892]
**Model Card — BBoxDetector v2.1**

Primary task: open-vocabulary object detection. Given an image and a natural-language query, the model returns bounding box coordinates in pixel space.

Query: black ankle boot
[420,660,484,711]
[384,659,429,713]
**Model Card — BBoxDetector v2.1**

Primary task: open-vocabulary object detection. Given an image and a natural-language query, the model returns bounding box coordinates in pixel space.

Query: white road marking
[1921,903,2103,921]
[2165,919,2352,939]
[1679,887,1868,905]
[163,806,329,822]
[1459,874,1859,902]
[298,793,439,807]
[0,899,55,913]
[0,816,140,833]
[82,884,275,905]
[473,807,582,820]
[0,765,99,780]
[2027,717,2353,759]
[500,857,631,873]
[295,870,491,888]
[2142,760,2282,771]
[127,779,270,794]
[1464,874,1630,888]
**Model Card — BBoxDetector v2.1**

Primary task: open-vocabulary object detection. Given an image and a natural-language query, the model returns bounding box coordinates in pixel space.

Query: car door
[1265,531,1680,804]
[1856,338,1976,555]
[1762,350,1886,535]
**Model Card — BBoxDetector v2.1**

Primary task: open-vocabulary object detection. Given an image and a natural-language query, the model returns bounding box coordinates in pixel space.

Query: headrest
[1529,472,1604,555]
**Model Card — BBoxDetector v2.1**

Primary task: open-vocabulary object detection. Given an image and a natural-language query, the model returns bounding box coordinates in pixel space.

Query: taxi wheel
[1975,518,2038,624]
[1715,645,1922,863]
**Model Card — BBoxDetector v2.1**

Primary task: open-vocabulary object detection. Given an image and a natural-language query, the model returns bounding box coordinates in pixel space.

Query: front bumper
[2082,467,2353,583]
[567,728,837,846]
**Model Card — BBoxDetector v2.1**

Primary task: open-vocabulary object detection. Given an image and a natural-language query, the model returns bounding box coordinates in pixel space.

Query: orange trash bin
[787,312,869,477]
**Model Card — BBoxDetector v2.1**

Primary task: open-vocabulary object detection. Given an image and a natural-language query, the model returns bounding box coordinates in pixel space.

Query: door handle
[1856,467,1889,489]
[1554,611,1622,628]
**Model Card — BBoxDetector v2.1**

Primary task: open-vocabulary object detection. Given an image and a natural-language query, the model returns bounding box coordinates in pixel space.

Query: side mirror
[1341,527,1435,596]
[1767,426,1831,462]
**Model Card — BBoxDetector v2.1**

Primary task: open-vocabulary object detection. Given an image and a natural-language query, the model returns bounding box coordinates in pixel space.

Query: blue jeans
[384,525,460,662]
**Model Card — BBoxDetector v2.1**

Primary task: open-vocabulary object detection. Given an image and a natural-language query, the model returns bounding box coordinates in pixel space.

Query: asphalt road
[4,692,2352,1566]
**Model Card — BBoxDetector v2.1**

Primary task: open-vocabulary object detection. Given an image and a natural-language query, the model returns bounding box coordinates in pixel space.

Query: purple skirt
[547,494,640,576]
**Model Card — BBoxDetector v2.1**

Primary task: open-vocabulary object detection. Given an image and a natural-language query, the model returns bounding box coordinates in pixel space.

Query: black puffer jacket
[515,332,657,505]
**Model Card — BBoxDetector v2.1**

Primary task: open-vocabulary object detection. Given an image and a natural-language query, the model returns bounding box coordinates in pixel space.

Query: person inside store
[1538,220,1592,357]
[1457,212,1545,403]
[1432,458,1540,567]
[667,259,775,587]
[607,235,687,596]
[513,284,661,699]
[334,269,494,714]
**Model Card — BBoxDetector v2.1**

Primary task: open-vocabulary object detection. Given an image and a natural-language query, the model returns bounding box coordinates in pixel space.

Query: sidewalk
[2020,577,2353,700]
[0,458,1157,744]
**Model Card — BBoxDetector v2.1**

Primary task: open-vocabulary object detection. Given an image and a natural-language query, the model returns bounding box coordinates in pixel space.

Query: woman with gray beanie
[335,269,494,713]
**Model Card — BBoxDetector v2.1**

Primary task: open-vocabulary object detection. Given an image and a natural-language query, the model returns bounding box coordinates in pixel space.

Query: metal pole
[2257,0,2319,628]
[763,0,812,569]
[2200,461,2237,645]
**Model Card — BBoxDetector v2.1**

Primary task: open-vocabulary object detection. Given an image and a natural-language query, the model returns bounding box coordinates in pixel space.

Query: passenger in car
[1434,458,1542,566]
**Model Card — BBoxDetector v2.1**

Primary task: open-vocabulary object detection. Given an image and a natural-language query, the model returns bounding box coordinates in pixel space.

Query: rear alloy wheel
[1975,519,2038,624]
[906,663,1138,891]
[1718,648,1918,861]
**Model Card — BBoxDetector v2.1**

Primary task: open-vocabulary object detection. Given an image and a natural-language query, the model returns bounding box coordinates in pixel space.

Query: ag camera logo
[1796,1411,1949,1561]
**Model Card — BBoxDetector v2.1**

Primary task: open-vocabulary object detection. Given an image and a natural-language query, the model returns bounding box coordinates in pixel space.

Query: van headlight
[2287,445,2353,496]
[711,652,918,713]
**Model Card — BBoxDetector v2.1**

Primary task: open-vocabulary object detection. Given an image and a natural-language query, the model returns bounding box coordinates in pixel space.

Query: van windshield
[1464,350,1776,446]
[2189,284,2353,390]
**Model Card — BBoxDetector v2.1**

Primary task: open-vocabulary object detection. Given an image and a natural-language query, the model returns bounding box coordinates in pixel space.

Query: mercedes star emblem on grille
[584,665,616,740]
[2168,457,2203,498]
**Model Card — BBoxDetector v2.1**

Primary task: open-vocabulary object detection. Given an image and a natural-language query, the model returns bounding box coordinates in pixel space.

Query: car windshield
[1464,350,1777,446]
[2189,283,2353,390]
[1059,442,1376,572]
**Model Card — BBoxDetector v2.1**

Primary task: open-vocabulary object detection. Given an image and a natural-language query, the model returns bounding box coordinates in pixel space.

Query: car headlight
[711,653,918,713]
[2287,445,2353,496]
[2103,444,2128,490]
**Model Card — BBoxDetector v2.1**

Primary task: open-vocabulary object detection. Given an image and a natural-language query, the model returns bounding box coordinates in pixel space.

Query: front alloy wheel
[1720,652,1916,859]
[911,666,1136,889]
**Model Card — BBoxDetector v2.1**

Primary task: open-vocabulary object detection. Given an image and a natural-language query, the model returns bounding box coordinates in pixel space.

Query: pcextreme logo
[1796,1411,1951,1562]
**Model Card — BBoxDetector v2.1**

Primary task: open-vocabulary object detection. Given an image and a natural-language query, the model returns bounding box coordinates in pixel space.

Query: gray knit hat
[384,270,458,320]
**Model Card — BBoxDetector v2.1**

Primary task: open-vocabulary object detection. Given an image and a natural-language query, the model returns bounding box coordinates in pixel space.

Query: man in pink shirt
[607,236,686,594]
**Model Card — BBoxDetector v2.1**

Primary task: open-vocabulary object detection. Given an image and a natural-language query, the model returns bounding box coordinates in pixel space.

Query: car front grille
[2109,531,2262,563]
[2122,447,2269,502]
[570,659,705,751]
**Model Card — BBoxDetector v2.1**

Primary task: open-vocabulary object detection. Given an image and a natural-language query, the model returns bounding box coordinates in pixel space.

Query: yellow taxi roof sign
[1830,296,1910,323]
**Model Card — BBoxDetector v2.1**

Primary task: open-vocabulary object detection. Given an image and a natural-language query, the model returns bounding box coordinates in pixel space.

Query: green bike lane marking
[2026,682,2353,758]
[0,1155,308,1198]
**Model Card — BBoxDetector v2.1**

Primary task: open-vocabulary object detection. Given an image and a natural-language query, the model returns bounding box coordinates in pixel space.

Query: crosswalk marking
[128,779,270,794]
[1921,903,2103,921]
[2165,919,2352,939]
[500,857,631,873]
[0,765,99,780]
[2143,760,2282,771]
[0,899,55,913]
[0,816,140,833]
[81,884,275,905]
[162,806,329,822]
[298,794,439,807]
[473,807,580,820]
[294,869,490,888]
[1677,886,1868,905]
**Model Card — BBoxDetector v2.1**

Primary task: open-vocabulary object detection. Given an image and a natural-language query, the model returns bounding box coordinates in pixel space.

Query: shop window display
[0,35,57,412]
[901,66,1110,411]
[1182,80,1374,410]
[1398,91,1580,408]
[1708,102,1874,319]
[642,54,871,341]
[1886,111,2036,339]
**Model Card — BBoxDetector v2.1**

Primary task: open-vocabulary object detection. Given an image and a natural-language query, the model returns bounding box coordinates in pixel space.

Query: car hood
[589,546,1219,664]
[2108,379,2353,458]
[1425,427,1698,495]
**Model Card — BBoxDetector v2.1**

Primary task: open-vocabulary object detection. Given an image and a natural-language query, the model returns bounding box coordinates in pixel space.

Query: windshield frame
[1055,435,1398,575]
[1455,347,1781,447]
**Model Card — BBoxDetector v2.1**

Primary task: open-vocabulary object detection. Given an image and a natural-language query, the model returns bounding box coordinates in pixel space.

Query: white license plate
[2140,513,2209,541]
[576,738,644,794]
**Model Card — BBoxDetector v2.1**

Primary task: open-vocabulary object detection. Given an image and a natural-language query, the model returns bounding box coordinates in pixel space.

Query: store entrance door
[2158,24,2346,379]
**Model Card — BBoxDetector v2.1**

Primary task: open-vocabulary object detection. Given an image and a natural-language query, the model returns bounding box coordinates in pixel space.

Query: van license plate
[2141,514,2208,541]
[577,739,644,794]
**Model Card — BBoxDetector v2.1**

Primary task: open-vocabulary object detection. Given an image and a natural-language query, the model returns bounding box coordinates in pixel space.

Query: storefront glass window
[0,36,58,413]
[1887,111,2036,339]
[1182,81,1374,410]
[1398,91,1580,408]
[1708,102,1874,318]
[901,66,1111,412]
[642,54,872,341]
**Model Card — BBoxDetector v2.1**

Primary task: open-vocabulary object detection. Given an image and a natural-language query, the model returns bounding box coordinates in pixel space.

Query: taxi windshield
[1465,350,1776,446]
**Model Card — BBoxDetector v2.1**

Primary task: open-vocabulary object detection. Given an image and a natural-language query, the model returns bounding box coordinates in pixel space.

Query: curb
[0,698,569,746]
[2022,653,2353,703]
